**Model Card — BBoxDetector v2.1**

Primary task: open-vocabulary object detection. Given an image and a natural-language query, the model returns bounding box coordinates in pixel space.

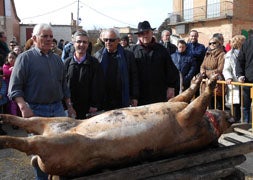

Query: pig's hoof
[191,73,203,86]
[207,73,218,90]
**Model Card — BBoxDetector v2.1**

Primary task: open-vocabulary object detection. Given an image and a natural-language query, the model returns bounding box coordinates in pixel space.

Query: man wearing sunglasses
[130,21,179,105]
[94,28,139,111]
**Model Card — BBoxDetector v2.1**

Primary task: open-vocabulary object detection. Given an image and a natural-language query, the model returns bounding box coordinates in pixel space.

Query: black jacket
[95,48,139,110]
[64,54,104,119]
[236,38,253,83]
[130,43,179,105]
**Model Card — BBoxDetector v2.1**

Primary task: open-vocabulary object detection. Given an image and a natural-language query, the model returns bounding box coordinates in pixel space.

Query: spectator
[24,38,34,51]
[3,52,20,129]
[0,31,10,66]
[57,39,64,50]
[64,30,104,119]
[13,45,23,55]
[51,38,62,57]
[186,30,206,76]
[223,35,246,122]
[92,30,105,55]
[200,37,225,109]
[120,35,131,50]
[8,23,76,180]
[213,33,226,52]
[131,21,179,105]
[171,39,197,95]
[9,40,17,51]
[94,28,139,110]
[236,36,253,123]
[61,32,76,61]
[160,29,177,55]
[0,74,8,135]
[127,33,135,45]
[225,40,232,52]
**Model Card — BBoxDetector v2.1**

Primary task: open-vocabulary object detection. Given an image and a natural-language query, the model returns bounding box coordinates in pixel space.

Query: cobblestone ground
[0,124,35,180]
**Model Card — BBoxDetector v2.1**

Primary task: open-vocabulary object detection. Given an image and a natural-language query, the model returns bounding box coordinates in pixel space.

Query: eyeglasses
[75,40,88,44]
[39,35,53,39]
[9,44,16,47]
[209,42,217,45]
[104,38,117,42]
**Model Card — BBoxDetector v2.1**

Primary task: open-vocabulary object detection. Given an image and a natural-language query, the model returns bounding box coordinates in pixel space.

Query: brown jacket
[200,47,225,78]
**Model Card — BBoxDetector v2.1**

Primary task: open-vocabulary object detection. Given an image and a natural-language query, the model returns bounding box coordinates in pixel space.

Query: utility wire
[20,1,77,20]
[79,1,136,27]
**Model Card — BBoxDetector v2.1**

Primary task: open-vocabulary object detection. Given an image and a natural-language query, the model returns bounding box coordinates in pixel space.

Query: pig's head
[205,109,235,137]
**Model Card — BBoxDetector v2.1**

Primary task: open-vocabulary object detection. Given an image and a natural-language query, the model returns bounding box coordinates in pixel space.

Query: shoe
[12,125,19,130]
[0,128,7,135]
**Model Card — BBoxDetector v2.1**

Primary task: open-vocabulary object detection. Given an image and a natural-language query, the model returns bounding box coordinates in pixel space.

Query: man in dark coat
[94,28,139,111]
[65,30,104,119]
[160,29,177,55]
[130,21,179,106]
[0,31,10,66]
[236,37,253,123]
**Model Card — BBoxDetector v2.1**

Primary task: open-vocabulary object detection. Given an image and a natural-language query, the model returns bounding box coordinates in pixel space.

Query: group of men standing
[7,21,179,179]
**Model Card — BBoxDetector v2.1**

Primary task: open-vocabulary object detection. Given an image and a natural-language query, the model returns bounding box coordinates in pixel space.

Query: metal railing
[213,80,253,130]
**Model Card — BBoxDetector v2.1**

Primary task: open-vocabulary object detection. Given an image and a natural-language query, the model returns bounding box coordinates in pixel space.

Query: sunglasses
[104,38,117,42]
[209,42,217,45]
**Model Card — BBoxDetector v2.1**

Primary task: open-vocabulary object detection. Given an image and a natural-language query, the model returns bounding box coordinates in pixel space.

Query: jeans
[242,86,252,123]
[28,101,66,180]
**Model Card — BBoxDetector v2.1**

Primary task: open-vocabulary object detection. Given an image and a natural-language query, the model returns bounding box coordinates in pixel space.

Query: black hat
[134,21,156,34]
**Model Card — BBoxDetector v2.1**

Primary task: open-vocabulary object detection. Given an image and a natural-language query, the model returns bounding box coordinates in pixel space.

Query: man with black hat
[130,20,179,106]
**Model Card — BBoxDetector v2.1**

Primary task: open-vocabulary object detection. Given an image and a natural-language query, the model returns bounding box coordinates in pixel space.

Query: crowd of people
[0,21,252,179]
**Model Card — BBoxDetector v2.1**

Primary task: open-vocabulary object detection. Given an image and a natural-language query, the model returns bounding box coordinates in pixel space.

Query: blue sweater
[171,51,197,89]
[0,79,8,106]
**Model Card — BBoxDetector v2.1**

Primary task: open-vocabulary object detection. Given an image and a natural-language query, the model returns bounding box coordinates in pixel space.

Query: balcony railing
[169,1,233,24]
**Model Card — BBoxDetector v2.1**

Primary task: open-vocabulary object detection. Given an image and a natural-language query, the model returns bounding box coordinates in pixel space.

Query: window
[207,0,220,18]
[183,0,193,21]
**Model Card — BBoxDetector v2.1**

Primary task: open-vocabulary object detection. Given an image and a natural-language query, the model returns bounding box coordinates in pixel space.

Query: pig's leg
[169,74,202,103]
[176,74,218,127]
[0,114,78,135]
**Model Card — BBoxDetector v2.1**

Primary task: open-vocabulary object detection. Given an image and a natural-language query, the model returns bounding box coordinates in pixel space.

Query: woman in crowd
[200,37,225,109]
[223,35,246,122]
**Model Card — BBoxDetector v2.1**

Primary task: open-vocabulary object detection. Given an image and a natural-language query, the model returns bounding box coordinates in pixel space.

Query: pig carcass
[0,74,234,177]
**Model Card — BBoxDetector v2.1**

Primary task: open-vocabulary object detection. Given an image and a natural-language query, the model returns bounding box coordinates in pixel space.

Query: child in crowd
[3,52,20,129]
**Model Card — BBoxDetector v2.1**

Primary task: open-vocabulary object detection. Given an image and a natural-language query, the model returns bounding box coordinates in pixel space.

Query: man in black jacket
[65,30,104,119]
[236,37,253,123]
[160,29,177,55]
[94,28,139,111]
[131,21,179,105]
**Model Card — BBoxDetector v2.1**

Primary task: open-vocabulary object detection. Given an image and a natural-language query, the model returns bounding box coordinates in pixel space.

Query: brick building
[168,0,253,46]
[0,0,20,44]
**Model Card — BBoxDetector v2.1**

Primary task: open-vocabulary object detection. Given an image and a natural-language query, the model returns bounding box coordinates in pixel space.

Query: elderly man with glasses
[94,28,139,111]
[8,23,76,180]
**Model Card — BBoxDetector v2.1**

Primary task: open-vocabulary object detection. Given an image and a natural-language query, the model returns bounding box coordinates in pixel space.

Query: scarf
[101,45,130,107]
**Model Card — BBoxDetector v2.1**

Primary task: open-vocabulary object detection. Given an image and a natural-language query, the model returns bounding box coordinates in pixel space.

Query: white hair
[32,23,53,36]
[105,28,120,39]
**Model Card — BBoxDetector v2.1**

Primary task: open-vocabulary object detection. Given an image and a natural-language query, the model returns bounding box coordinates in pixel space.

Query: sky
[14,0,173,30]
